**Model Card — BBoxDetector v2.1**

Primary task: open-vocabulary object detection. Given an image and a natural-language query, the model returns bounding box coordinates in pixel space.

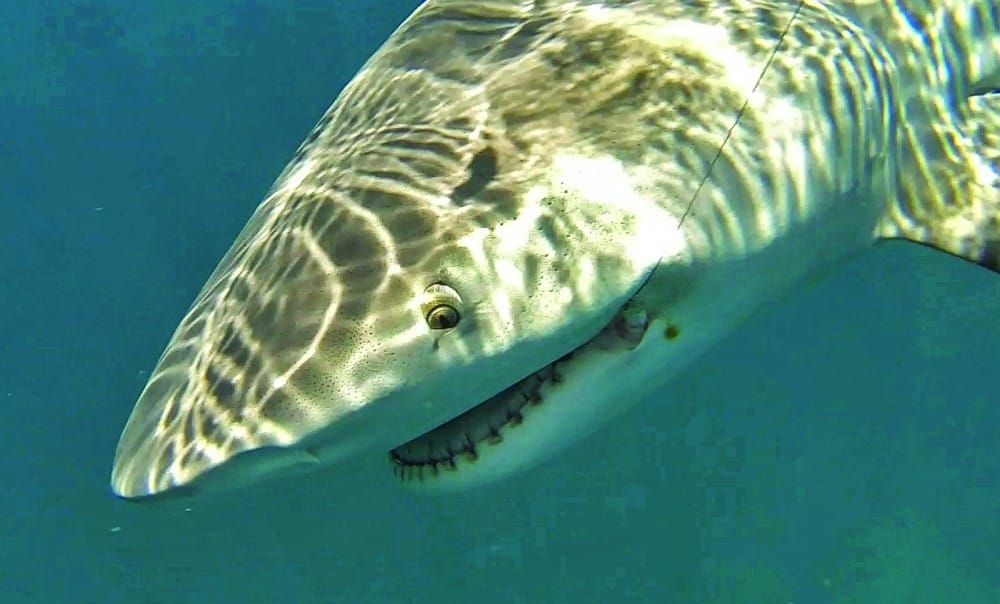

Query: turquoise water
[2,1,998,602]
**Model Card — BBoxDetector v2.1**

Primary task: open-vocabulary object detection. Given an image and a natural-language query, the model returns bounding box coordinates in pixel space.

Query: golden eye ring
[421,283,463,330]
[425,304,460,330]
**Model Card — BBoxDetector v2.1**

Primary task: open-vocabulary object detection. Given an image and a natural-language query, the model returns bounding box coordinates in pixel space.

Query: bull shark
[110,0,999,500]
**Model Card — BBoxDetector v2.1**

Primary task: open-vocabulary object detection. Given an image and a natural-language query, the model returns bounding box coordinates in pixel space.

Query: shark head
[110,1,696,499]
[113,0,1000,499]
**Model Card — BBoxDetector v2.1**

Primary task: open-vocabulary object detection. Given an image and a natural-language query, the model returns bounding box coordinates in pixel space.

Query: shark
[110,0,999,500]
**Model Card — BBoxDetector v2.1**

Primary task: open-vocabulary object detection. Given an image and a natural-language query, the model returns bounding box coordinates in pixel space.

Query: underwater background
[2,1,998,602]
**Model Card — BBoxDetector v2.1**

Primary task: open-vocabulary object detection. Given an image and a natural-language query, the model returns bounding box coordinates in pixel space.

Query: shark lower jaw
[388,301,651,487]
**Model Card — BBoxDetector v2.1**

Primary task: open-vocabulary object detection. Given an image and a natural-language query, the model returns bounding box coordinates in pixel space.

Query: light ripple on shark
[110,0,999,500]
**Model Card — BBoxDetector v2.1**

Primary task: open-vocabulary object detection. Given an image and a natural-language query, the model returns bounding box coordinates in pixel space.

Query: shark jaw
[389,300,653,488]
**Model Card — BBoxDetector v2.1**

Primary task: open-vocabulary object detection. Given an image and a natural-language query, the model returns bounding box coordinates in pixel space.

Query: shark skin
[110,0,999,500]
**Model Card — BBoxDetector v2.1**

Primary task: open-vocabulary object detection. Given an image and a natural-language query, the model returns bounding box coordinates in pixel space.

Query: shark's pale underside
[110,0,999,499]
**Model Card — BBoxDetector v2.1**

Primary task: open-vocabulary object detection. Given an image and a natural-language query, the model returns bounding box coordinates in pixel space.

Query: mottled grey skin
[111,0,999,499]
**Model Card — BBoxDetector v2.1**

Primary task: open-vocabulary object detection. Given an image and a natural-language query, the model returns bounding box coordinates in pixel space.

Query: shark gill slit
[389,2,805,482]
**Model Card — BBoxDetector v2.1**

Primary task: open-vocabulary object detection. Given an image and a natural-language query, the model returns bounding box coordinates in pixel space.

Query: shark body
[111,0,999,499]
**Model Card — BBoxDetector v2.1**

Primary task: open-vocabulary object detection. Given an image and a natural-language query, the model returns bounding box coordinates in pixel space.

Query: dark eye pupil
[426,304,459,330]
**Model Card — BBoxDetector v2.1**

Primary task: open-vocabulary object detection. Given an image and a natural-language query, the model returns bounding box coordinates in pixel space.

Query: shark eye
[425,304,460,330]
[421,283,463,330]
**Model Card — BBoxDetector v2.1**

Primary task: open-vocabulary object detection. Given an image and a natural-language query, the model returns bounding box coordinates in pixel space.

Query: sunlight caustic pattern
[111,0,999,499]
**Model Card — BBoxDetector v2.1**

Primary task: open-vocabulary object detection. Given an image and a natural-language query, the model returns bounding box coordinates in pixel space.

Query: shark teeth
[388,353,568,481]
[388,301,648,482]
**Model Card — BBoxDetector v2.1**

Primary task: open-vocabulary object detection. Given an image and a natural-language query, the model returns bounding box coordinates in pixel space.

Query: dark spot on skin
[451,147,497,204]
[664,324,681,340]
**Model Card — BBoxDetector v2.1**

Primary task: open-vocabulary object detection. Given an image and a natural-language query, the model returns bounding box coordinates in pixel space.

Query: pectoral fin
[879,91,1000,272]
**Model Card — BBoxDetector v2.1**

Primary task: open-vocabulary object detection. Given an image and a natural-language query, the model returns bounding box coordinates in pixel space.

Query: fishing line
[678,0,806,227]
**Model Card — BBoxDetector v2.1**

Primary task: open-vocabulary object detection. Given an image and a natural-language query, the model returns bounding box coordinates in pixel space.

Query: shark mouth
[388,301,650,482]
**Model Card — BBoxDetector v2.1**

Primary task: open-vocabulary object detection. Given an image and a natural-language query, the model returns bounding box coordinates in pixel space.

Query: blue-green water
[2,2,998,602]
